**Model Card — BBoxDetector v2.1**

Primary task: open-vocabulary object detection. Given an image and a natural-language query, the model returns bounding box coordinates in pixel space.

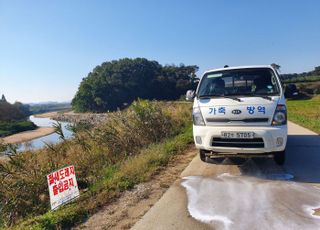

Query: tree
[1,94,7,102]
[0,101,25,121]
[314,66,320,75]
[280,65,320,83]
[13,102,31,117]
[72,58,198,112]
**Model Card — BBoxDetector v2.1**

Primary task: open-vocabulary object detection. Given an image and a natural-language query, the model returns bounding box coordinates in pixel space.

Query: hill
[0,95,36,137]
[0,101,24,121]
[72,58,198,112]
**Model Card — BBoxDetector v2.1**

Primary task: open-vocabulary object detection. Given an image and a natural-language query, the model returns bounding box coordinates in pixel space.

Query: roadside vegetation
[294,81,320,96]
[281,65,320,95]
[0,100,193,229]
[281,66,320,133]
[287,96,320,134]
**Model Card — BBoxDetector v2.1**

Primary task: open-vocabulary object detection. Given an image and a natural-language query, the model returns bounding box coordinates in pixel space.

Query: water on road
[182,173,320,230]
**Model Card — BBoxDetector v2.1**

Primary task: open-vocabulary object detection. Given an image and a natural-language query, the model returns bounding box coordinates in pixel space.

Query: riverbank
[0,120,37,137]
[2,126,55,144]
[51,111,107,124]
[1,112,58,145]
[33,111,59,118]
[35,110,107,125]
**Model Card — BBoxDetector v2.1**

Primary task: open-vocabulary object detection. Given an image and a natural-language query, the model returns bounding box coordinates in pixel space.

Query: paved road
[132,121,320,230]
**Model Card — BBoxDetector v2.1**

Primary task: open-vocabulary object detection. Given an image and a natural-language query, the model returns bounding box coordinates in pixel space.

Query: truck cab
[186,65,287,165]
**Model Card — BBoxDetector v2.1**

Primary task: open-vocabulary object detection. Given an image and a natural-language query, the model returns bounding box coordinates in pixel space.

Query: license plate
[221,131,255,139]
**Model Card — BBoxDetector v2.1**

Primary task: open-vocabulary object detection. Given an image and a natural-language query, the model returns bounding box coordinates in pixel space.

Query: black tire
[273,150,286,165]
[199,149,207,162]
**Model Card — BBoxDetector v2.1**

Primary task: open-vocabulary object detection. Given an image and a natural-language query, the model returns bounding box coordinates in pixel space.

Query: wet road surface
[132,122,320,230]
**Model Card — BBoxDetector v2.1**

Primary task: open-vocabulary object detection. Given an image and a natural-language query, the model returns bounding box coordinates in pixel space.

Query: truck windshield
[198,68,280,98]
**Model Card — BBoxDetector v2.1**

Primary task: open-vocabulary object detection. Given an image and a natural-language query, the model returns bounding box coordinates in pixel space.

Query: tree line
[0,95,36,137]
[72,58,198,112]
[0,95,31,121]
[281,66,320,83]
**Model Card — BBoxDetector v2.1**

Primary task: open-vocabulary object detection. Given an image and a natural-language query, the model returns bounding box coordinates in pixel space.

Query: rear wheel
[273,150,286,165]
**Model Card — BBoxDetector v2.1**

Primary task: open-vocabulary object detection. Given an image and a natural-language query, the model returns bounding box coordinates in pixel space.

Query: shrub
[93,100,174,158]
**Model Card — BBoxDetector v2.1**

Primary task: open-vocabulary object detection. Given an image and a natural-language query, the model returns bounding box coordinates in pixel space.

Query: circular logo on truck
[232,109,242,115]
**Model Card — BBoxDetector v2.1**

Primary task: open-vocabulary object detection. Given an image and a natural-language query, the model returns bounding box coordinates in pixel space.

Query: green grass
[0,120,37,137]
[287,96,320,134]
[12,124,193,230]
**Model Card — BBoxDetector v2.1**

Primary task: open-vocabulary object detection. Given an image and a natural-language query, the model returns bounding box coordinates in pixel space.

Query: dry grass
[0,100,192,229]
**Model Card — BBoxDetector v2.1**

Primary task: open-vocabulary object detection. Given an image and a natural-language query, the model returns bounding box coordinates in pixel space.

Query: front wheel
[199,149,207,162]
[199,150,225,164]
[273,150,286,165]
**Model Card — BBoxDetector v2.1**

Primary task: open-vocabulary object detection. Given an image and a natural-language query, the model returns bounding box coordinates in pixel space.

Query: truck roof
[203,65,275,75]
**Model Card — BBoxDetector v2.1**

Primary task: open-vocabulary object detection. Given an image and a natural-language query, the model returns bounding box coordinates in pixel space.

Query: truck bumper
[193,124,287,154]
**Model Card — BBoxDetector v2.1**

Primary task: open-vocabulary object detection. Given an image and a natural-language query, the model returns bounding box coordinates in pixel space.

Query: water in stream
[14,115,73,152]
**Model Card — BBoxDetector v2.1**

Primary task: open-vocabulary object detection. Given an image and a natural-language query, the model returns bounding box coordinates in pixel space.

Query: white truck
[186,65,288,165]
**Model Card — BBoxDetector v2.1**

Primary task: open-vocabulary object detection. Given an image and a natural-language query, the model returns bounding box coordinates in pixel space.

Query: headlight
[193,107,205,126]
[272,105,287,126]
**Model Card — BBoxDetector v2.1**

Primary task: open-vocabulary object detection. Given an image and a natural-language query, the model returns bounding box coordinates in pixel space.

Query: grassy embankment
[0,100,193,229]
[287,96,320,134]
[0,121,37,137]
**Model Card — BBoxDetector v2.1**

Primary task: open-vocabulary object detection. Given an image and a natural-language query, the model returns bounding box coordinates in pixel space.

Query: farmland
[287,96,320,134]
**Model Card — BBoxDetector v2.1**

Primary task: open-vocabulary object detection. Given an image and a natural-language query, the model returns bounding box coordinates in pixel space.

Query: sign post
[47,165,80,210]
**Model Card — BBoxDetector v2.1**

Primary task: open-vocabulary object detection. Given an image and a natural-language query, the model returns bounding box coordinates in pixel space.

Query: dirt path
[75,147,197,230]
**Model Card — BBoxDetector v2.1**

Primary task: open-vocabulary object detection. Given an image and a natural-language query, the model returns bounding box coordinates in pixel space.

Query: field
[287,96,320,134]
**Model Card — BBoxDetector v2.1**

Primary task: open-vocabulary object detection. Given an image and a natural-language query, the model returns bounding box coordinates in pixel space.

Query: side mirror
[186,90,195,101]
[285,84,299,98]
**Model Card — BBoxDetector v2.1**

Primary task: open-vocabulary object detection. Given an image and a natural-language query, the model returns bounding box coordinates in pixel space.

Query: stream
[15,115,73,152]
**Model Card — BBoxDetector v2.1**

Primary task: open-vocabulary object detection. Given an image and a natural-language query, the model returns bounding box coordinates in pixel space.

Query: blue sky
[1,0,320,103]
